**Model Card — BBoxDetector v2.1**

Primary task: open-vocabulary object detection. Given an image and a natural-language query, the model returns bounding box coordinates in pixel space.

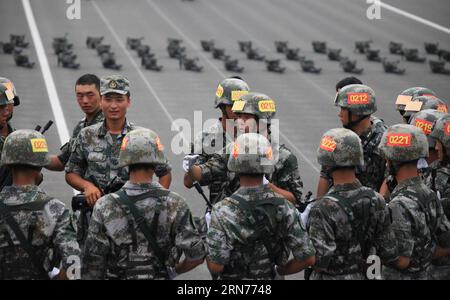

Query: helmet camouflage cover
[409,109,446,149]
[1,129,51,167]
[379,124,428,162]
[317,128,364,167]
[403,95,447,119]
[0,77,19,106]
[231,92,276,121]
[334,84,377,116]
[119,128,166,167]
[227,133,275,174]
[395,87,436,112]
[214,77,250,108]
[430,114,450,148]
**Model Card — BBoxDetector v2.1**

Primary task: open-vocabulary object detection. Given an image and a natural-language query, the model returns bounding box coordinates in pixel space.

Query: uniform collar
[123,181,162,190]
[84,110,104,126]
[329,180,363,193]
[98,118,133,137]
[1,185,42,205]
[392,176,422,194]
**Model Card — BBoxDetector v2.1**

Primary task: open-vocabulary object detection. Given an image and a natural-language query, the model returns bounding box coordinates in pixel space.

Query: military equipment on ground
[200,40,215,52]
[96,44,111,56]
[403,48,426,63]
[366,49,382,62]
[300,59,321,74]
[354,40,372,54]
[141,55,163,71]
[438,49,450,62]
[285,48,304,61]
[167,38,186,59]
[224,56,244,73]
[136,44,151,58]
[246,47,265,61]
[212,47,226,60]
[389,41,404,55]
[126,37,144,50]
[86,36,104,49]
[238,40,252,53]
[340,57,363,74]
[101,52,122,70]
[312,41,327,54]
[274,41,288,53]
[328,48,342,61]
[184,57,203,72]
[429,60,450,74]
[266,59,285,73]
[424,42,439,55]
[382,58,405,74]
[57,51,80,69]
[14,51,35,68]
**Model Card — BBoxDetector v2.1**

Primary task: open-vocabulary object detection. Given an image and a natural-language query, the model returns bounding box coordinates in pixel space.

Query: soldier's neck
[106,118,126,134]
[12,170,39,186]
[0,124,8,137]
[395,165,419,184]
[331,169,357,185]
[85,108,100,122]
[428,150,438,165]
[239,175,263,187]
[351,117,371,136]
[129,170,154,184]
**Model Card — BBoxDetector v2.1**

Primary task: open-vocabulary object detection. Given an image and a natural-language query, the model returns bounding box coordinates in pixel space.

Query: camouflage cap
[0,84,15,106]
[1,129,51,167]
[403,95,447,119]
[395,87,436,112]
[232,92,276,121]
[335,84,377,116]
[379,124,428,162]
[214,78,250,108]
[100,75,130,96]
[0,77,19,106]
[430,114,450,148]
[227,133,275,174]
[409,109,446,149]
[118,128,166,167]
[317,128,364,168]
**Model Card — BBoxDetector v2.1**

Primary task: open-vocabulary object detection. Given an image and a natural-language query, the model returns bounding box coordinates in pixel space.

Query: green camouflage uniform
[0,123,15,190]
[82,181,205,279]
[308,181,397,280]
[0,185,81,279]
[207,185,315,279]
[58,110,104,165]
[384,177,450,279]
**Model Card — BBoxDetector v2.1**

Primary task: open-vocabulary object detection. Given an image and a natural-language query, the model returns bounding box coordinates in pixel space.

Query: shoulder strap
[0,200,50,278]
[112,190,167,269]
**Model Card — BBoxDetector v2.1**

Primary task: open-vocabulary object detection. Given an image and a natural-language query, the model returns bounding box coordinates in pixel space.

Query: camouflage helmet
[409,109,445,149]
[214,78,250,108]
[0,77,19,106]
[334,84,377,116]
[118,128,166,167]
[0,84,15,106]
[231,92,276,121]
[1,129,51,167]
[395,87,436,113]
[430,114,450,148]
[403,95,447,119]
[227,133,275,174]
[379,124,428,162]
[317,128,364,168]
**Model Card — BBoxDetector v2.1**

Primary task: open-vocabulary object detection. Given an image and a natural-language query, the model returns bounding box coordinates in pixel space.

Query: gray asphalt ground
[1,0,449,279]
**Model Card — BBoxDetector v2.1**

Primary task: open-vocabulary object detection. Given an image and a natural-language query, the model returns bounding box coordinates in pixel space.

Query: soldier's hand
[183,154,200,172]
[84,182,102,206]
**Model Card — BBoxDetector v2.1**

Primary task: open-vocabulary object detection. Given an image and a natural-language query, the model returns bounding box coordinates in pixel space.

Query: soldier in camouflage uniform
[0,130,80,280]
[47,74,104,171]
[380,124,450,279]
[317,84,386,198]
[206,133,315,279]
[65,75,172,245]
[427,114,450,279]
[409,109,446,181]
[232,92,304,204]
[83,128,205,279]
[184,77,250,205]
[394,87,436,123]
[308,128,397,280]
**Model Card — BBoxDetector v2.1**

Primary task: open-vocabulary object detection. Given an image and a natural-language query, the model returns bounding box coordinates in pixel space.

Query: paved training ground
[1,0,450,279]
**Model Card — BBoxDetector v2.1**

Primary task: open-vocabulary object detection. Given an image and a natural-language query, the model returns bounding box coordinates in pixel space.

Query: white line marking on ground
[379,1,450,35]
[147,0,320,173]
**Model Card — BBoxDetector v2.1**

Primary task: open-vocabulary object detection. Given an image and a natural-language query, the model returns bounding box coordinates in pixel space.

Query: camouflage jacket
[199,143,303,204]
[0,185,80,279]
[207,184,315,280]
[307,181,397,277]
[58,110,104,165]
[0,122,14,190]
[425,160,450,267]
[82,181,205,280]
[321,121,387,192]
[65,120,171,191]
[387,176,450,277]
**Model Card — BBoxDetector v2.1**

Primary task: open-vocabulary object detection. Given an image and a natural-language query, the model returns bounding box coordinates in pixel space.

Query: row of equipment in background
[0,34,35,68]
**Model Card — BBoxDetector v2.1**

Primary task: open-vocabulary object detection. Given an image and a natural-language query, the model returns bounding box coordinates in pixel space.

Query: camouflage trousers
[382,266,429,280]
[429,265,450,280]
[310,271,365,280]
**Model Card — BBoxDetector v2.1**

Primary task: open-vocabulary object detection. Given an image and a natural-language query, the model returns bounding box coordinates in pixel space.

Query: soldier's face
[236,113,258,134]
[339,107,350,126]
[0,104,12,126]
[436,140,445,161]
[101,93,130,121]
[76,84,101,115]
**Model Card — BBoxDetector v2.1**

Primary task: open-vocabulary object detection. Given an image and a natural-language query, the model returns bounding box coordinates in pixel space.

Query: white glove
[48,267,60,279]
[263,176,270,185]
[301,203,313,226]
[273,265,284,280]
[183,154,200,172]
[167,267,178,280]
[205,211,211,230]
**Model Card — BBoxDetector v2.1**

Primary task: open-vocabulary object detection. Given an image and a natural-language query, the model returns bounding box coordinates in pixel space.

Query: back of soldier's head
[335,76,363,92]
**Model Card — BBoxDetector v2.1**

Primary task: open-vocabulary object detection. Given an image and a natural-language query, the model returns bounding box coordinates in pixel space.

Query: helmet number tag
[258,100,276,112]
[414,119,433,135]
[347,93,369,105]
[30,139,48,153]
[216,85,224,98]
[437,104,448,113]
[445,122,450,136]
[395,95,412,105]
[232,101,245,111]
[231,90,248,101]
[320,136,337,152]
[386,133,411,147]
